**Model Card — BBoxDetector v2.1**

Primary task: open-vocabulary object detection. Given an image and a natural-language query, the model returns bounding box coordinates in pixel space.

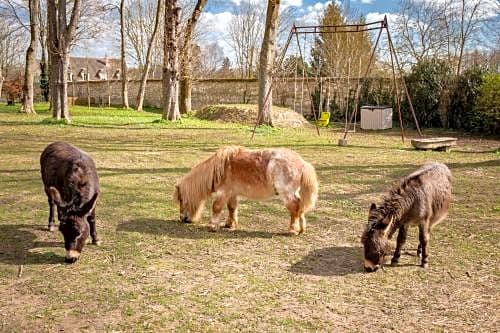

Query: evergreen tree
[311,4,373,78]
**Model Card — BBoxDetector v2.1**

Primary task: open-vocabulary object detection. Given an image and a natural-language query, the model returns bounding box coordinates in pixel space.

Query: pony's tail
[299,161,318,213]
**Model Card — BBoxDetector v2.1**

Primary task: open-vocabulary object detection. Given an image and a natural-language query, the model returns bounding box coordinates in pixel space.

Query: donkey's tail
[299,161,318,213]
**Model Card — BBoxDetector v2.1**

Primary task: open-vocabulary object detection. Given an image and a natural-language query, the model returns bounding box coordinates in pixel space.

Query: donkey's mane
[372,165,436,234]
[177,146,243,215]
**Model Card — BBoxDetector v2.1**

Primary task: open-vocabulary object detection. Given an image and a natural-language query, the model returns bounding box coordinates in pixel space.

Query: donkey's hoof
[421,262,428,269]
[92,239,102,246]
[390,260,399,267]
[48,225,56,232]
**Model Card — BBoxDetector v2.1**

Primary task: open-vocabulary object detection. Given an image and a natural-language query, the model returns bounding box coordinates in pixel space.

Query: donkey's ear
[48,187,64,206]
[77,192,99,217]
[369,203,377,211]
[382,216,395,237]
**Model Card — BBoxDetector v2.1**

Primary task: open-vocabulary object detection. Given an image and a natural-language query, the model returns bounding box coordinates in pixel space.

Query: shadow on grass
[289,246,363,276]
[0,224,64,265]
[117,218,284,239]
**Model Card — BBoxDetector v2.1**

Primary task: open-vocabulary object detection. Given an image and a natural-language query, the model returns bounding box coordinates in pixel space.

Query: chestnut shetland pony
[174,146,318,235]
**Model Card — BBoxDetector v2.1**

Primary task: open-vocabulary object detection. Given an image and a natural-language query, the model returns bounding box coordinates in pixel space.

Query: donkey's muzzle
[364,265,380,273]
[65,250,80,264]
[65,256,78,264]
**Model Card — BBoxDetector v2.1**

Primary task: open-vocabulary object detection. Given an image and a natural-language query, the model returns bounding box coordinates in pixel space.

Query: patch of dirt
[196,104,311,128]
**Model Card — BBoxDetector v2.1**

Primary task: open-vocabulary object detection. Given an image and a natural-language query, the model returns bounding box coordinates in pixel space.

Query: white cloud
[360,0,374,4]
[296,1,333,25]
[199,11,236,60]
[231,0,302,7]
[365,12,401,28]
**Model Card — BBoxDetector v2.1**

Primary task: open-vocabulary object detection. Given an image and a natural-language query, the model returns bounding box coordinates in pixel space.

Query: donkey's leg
[391,224,409,266]
[209,193,227,232]
[417,243,422,257]
[418,223,431,268]
[47,198,57,232]
[224,196,239,230]
[88,208,101,245]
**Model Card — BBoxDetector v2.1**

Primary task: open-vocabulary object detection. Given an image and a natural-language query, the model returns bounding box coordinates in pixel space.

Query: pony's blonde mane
[176,146,243,218]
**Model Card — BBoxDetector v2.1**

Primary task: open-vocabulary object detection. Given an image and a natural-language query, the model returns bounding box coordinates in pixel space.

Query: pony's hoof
[421,262,428,269]
[48,225,56,232]
[288,229,300,236]
[92,239,102,246]
[390,260,398,267]
[208,225,219,232]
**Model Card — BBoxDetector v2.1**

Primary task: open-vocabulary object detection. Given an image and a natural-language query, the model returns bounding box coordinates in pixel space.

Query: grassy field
[0,103,498,332]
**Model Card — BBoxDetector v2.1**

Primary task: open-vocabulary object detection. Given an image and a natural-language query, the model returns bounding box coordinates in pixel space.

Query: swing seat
[317,112,330,127]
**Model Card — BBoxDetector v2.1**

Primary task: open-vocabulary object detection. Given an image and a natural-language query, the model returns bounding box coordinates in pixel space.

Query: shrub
[471,73,500,135]
[403,59,452,128]
[448,66,484,131]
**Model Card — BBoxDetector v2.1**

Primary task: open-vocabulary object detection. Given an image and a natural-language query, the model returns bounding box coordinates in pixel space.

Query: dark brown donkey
[362,162,452,272]
[40,142,100,263]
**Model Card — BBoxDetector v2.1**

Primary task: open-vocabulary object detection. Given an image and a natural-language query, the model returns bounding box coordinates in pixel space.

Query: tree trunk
[162,1,181,120]
[120,0,129,109]
[179,0,208,114]
[60,53,70,120]
[20,0,41,114]
[0,68,4,101]
[136,0,163,112]
[47,0,81,121]
[257,0,280,126]
[39,7,49,102]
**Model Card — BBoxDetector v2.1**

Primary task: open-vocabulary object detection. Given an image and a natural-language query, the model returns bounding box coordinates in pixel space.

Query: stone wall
[68,77,391,114]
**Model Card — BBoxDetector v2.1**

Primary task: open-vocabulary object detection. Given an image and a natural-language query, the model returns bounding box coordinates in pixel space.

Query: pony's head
[361,203,394,272]
[174,183,204,224]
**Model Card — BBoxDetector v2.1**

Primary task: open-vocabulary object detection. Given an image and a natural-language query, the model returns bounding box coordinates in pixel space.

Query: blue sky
[74,0,499,63]
[197,0,404,63]
[205,0,401,16]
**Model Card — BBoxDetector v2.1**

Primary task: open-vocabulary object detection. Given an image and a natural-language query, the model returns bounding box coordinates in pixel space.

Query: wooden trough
[411,137,457,152]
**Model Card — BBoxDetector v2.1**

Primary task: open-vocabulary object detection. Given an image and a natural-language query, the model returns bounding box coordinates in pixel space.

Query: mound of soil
[196,104,311,128]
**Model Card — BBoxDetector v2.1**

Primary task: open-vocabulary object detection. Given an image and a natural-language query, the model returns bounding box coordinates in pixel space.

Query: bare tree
[443,0,487,75]
[395,0,448,65]
[162,1,181,120]
[198,42,225,76]
[124,0,161,71]
[47,0,82,121]
[20,0,40,114]
[179,0,208,114]
[136,0,163,112]
[395,0,495,73]
[257,0,280,126]
[120,0,129,109]
[227,1,264,78]
[0,21,25,100]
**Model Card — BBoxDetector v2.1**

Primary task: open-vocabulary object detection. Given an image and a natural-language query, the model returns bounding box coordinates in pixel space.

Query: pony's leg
[299,213,306,234]
[418,222,431,268]
[285,195,301,235]
[47,198,56,232]
[391,224,409,266]
[209,193,227,232]
[88,208,101,245]
[224,196,238,230]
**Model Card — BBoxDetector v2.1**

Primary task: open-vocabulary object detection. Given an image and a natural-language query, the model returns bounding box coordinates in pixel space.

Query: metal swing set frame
[251,15,422,142]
